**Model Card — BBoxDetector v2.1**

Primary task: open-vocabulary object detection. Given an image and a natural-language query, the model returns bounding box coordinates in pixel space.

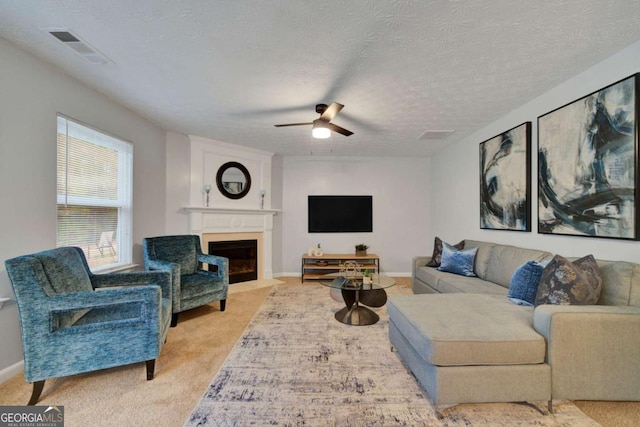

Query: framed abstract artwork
[479,122,532,231]
[538,73,639,240]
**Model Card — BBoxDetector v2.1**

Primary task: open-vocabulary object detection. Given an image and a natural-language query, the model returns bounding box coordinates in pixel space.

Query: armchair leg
[171,313,179,327]
[28,380,45,405]
[146,360,156,380]
[220,299,226,312]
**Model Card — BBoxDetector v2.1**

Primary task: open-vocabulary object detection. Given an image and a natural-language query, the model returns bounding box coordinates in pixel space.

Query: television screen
[308,195,373,233]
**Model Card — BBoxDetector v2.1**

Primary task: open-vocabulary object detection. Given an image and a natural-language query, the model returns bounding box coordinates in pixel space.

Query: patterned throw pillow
[437,243,477,277]
[535,254,603,306]
[508,261,546,306]
[426,236,464,267]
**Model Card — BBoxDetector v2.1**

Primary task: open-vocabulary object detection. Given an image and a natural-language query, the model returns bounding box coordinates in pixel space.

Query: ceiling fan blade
[274,122,313,127]
[327,122,353,136]
[320,102,344,122]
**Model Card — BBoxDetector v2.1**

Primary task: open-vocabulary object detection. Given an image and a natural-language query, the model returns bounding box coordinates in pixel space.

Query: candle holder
[259,189,266,209]
[204,184,212,207]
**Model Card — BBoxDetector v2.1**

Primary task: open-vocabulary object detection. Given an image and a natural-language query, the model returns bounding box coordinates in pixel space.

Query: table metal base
[335,305,379,326]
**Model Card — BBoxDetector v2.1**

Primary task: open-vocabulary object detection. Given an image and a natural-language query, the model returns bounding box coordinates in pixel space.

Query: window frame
[56,114,133,271]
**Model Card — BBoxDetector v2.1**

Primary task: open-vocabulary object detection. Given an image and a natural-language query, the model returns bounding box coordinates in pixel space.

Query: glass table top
[319,272,396,290]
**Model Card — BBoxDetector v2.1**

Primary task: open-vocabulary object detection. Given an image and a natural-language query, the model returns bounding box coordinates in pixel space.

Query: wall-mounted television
[308,195,373,233]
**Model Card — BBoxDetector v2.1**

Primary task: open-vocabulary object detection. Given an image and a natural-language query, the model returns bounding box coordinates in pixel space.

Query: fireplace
[208,239,258,284]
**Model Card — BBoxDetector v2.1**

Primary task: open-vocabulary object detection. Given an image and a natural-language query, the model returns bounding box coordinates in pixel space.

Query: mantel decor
[479,122,532,231]
[538,73,639,240]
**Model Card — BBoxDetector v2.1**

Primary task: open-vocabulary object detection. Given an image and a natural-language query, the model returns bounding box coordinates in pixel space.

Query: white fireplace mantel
[183,207,280,215]
[184,206,280,279]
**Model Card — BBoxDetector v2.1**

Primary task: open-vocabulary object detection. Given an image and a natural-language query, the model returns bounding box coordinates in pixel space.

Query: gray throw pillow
[535,254,602,306]
[426,236,464,267]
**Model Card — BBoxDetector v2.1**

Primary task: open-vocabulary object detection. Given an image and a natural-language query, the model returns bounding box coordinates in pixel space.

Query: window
[56,115,132,270]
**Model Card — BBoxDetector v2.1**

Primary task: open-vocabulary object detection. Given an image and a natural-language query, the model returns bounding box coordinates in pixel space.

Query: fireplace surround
[185,207,278,282]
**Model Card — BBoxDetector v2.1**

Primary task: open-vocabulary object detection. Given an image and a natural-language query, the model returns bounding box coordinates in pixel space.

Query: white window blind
[56,115,132,270]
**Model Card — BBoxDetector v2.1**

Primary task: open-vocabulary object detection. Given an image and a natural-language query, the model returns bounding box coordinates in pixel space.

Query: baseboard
[0,360,23,384]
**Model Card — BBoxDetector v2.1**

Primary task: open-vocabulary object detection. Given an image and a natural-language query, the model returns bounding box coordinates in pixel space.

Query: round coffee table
[320,273,395,326]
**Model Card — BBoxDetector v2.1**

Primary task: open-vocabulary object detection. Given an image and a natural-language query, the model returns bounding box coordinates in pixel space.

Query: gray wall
[0,37,168,377]
[430,39,640,262]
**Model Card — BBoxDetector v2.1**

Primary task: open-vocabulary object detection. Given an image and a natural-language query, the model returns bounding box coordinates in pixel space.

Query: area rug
[185,284,599,426]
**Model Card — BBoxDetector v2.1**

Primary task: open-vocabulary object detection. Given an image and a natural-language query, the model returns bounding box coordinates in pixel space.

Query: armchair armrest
[29,285,162,336]
[412,256,432,279]
[91,270,172,300]
[198,253,229,278]
[533,304,640,401]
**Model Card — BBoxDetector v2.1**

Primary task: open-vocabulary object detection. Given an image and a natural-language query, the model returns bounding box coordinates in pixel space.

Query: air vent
[417,130,455,140]
[48,29,112,65]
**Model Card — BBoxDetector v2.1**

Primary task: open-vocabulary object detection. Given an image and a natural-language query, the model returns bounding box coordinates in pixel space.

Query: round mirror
[216,161,251,199]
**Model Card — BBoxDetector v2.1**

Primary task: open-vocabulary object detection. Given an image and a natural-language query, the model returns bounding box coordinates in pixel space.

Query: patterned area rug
[185,284,599,426]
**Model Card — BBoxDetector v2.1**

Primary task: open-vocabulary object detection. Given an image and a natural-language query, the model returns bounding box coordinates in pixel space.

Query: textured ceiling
[2,1,640,157]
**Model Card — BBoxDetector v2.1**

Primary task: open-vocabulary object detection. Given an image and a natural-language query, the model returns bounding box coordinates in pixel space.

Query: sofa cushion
[437,243,477,277]
[426,236,464,267]
[535,255,603,306]
[484,245,552,289]
[436,274,508,295]
[508,261,546,306]
[387,294,545,366]
[462,240,496,279]
[594,260,640,306]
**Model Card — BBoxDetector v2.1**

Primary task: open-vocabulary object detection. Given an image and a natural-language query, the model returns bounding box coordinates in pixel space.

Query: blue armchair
[4,247,172,405]
[143,235,229,326]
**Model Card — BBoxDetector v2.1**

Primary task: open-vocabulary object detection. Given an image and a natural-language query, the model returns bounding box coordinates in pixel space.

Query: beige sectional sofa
[388,239,640,413]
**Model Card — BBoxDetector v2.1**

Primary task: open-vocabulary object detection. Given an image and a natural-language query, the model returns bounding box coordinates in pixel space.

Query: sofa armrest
[533,304,640,401]
[412,256,432,280]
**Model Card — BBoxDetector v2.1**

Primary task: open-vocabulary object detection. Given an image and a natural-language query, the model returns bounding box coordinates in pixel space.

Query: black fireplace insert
[208,239,258,284]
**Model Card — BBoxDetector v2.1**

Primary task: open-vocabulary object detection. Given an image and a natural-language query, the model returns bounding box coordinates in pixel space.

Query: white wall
[431,39,640,262]
[0,38,168,376]
[281,156,432,276]
[165,131,191,235]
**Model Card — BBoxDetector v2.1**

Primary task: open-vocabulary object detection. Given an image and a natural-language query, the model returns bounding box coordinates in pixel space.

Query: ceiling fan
[274,103,354,138]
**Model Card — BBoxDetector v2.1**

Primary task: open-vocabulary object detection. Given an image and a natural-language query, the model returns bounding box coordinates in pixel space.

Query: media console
[301,253,380,282]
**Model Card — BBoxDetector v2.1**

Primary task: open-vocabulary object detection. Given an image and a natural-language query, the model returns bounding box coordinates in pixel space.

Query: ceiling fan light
[312,121,331,139]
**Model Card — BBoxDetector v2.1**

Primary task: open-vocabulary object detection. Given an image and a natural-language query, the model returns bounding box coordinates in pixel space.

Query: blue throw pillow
[437,243,477,277]
[508,261,546,306]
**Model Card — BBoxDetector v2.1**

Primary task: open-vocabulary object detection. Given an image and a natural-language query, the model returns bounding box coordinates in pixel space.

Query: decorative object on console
[204,184,211,207]
[479,122,531,231]
[538,73,639,240]
[312,243,323,257]
[535,254,603,306]
[437,242,477,277]
[508,260,546,306]
[355,243,369,256]
[426,236,464,267]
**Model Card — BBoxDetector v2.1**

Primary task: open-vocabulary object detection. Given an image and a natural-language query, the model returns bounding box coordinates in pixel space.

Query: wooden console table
[301,253,380,282]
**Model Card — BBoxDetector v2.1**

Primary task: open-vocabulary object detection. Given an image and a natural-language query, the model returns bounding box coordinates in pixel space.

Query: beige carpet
[0,277,638,426]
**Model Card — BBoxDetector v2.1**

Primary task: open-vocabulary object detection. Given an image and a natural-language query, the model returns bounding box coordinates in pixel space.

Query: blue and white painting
[538,74,638,240]
[480,122,531,231]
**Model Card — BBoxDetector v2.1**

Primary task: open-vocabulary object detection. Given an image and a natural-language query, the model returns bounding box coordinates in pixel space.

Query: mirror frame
[216,161,252,200]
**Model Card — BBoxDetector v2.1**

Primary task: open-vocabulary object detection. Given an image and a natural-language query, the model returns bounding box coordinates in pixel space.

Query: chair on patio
[143,235,229,327]
[88,231,115,258]
[5,247,172,405]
